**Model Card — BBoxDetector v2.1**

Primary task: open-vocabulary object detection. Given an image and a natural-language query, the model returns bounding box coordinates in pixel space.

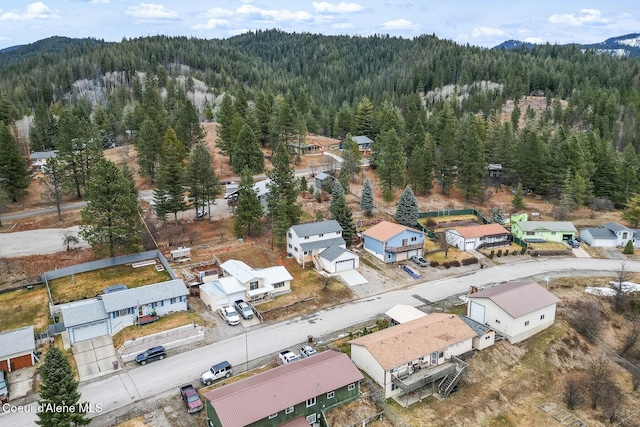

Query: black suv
[136,346,166,365]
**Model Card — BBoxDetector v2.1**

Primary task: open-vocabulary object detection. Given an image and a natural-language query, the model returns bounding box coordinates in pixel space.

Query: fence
[416,208,490,237]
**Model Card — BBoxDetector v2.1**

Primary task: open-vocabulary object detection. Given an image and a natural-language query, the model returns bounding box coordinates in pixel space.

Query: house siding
[287,228,344,266]
[511,223,575,243]
[363,229,424,263]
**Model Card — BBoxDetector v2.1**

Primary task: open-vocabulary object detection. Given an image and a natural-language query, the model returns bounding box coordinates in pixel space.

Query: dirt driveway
[0,226,89,257]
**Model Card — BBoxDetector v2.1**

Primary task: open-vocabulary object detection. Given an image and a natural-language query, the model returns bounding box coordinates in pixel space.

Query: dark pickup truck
[180,384,203,414]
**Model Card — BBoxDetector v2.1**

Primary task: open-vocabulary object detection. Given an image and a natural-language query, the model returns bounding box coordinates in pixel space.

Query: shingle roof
[220,260,259,284]
[459,315,492,337]
[319,245,348,262]
[349,313,476,370]
[515,221,577,232]
[468,281,559,318]
[29,151,57,159]
[300,236,346,251]
[362,221,423,242]
[315,172,332,181]
[201,351,363,427]
[258,266,293,285]
[0,326,35,358]
[582,228,617,239]
[603,222,633,233]
[290,220,343,237]
[454,223,510,239]
[101,279,188,313]
[60,299,109,327]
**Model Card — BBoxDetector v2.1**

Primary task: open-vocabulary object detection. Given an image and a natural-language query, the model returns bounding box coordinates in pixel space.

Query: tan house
[349,314,476,404]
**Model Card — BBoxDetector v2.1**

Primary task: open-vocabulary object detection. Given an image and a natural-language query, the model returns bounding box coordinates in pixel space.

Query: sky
[0,1,639,51]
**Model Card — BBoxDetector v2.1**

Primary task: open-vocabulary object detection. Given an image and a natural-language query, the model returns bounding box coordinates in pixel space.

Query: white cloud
[89,0,110,4]
[0,2,59,21]
[191,19,229,30]
[471,27,505,38]
[236,5,313,22]
[548,9,610,26]
[312,2,363,14]
[380,18,413,30]
[202,8,234,19]
[331,22,354,29]
[124,3,178,21]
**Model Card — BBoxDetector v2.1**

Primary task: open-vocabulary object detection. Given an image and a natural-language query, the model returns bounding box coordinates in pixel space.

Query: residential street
[1,257,637,426]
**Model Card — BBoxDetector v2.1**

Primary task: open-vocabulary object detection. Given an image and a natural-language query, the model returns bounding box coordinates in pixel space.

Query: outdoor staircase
[312,254,323,271]
[438,357,469,397]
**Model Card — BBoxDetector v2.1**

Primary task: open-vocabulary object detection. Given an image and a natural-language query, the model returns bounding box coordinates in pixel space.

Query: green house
[202,350,363,427]
[511,221,577,243]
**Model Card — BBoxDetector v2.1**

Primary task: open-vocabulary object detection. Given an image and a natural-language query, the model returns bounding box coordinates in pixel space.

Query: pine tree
[36,347,90,427]
[434,104,458,194]
[231,124,264,174]
[299,176,308,193]
[622,194,640,228]
[234,168,263,237]
[266,142,302,241]
[332,193,356,245]
[490,206,506,225]
[395,186,419,227]
[375,129,406,199]
[29,103,58,152]
[354,97,375,138]
[186,143,220,218]
[407,135,434,195]
[0,122,30,202]
[340,134,362,183]
[39,157,68,222]
[80,158,142,258]
[360,178,374,216]
[330,180,345,215]
[456,116,487,202]
[153,128,188,224]
[136,118,163,181]
[512,183,525,211]
[216,93,234,154]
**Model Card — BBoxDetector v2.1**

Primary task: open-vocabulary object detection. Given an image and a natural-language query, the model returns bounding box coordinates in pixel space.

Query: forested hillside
[1,30,640,213]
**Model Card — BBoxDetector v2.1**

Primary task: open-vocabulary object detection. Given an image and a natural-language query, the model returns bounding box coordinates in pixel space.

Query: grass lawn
[112,310,206,349]
[426,247,475,264]
[49,263,171,304]
[0,286,50,332]
[527,241,570,251]
[479,243,525,256]
[418,214,478,226]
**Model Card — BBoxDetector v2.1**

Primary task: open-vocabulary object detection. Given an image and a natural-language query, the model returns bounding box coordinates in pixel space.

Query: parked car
[278,350,299,365]
[300,345,318,358]
[234,299,254,319]
[179,384,203,413]
[0,369,8,403]
[135,346,166,365]
[411,255,429,267]
[200,361,232,386]
[219,305,240,326]
[567,238,580,248]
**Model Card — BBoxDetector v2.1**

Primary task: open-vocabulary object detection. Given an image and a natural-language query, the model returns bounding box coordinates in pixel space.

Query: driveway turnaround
[0,226,89,258]
[338,269,369,286]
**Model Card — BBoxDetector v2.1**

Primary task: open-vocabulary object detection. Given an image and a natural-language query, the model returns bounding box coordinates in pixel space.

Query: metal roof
[290,220,343,237]
[514,221,577,232]
[453,223,510,239]
[384,304,427,324]
[352,135,373,145]
[29,151,57,159]
[362,221,423,242]
[468,281,559,318]
[221,260,259,284]
[349,313,476,371]
[459,315,492,337]
[201,350,363,427]
[315,172,332,180]
[582,228,617,239]
[0,326,35,358]
[603,222,633,233]
[101,279,188,313]
[300,236,346,252]
[60,299,109,327]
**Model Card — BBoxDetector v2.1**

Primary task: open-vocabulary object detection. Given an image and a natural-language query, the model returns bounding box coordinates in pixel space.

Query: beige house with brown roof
[349,313,476,402]
[467,281,560,344]
[445,223,511,251]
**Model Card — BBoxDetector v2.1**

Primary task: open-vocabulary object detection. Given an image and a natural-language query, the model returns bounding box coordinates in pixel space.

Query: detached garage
[319,245,360,273]
[0,326,36,372]
[60,299,111,344]
[200,277,246,310]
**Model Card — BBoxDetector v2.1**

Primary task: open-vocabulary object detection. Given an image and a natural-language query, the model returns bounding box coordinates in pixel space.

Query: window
[268,413,277,419]
[306,414,317,424]
[623,232,628,239]
[117,308,129,316]
[495,319,501,324]
[551,232,556,235]
[438,352,444,359]
[304,236,309,240]
[411,236,417,242]
[170,297,175,304]
[327,391,335,399]
[249,281,259,290]
[387,254,392,259]
[285,406,294,414]
[288,244,292,249]
[288,232,292,239]
[526,231,535,236]
[294,247,298,252]
[390,367,398,373]
[391,383,398,391]
[273,282,285,288]
[525,320,530,326]
[348,383,356,391]
[540,314,545,320]
[306,397,316,407]
[485,335,491,340]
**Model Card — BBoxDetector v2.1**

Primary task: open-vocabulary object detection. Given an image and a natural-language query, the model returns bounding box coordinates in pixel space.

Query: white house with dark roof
[466,281,559,344]
[287,220,359,272]
[0,326,36,372]
[349,313,476,401]
[446,223,511,251]
[60,299,111,344]
[201,350,363,427]
[580,222,638,248]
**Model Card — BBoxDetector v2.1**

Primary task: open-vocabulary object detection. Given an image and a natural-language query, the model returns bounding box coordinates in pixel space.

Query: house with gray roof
[466,281,559,344]
[460,315,495,350]
[511,220,577,243]
[287,221,359,272]
[217,259,293,302]
[60,299,111,344]
[340,135,373,155]
[0,326,36,372]
[580,222,638,248]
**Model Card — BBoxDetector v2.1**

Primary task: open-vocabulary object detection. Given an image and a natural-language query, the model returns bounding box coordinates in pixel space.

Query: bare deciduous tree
[613,262,629,312]
[619,321,640,357]
[588,353,610,410]
[565,299,603,343]
[564,375,584,410]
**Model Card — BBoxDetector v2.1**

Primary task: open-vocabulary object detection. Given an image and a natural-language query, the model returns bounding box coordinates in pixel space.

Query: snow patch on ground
[585,281,640,296]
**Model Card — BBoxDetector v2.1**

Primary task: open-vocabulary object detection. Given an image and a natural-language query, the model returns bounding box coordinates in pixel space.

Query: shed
[315,172,334,190]
[170,247,191,262]
[384,304,427,326]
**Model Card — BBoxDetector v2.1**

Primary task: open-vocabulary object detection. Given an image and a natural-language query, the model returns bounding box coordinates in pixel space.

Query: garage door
[0,360,7,372]
[335,258,355,272]
[11,354,33,370]
[71,321,109,343]
[469,301,486,323]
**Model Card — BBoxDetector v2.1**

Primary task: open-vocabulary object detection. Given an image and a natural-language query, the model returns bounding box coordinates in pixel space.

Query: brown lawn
[0,286,50,332]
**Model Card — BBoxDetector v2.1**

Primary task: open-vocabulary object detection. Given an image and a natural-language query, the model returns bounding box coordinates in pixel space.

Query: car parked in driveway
[219,305,240,326]
[411,255,429,267]
[567,238,580,248]
[300,345,318,358]
[136,346,166,365]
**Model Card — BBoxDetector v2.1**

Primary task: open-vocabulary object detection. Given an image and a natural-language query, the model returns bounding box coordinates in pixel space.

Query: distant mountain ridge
[494,32,640,57]
[0,36,105,63]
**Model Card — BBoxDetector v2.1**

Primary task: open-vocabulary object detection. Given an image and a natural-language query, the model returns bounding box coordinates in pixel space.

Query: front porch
[391,362,455,407]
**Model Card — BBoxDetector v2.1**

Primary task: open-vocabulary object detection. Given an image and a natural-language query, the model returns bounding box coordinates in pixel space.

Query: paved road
[1,257,636,426]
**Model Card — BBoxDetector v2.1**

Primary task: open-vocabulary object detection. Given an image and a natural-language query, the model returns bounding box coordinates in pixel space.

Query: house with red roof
[201,350,363,427]
[362,221,425,263]
[445,223,510,251]
[466,281,560,344]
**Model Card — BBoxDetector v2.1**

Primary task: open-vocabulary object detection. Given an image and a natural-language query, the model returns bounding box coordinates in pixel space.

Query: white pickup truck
[219,306,240,326]
[278,350,299,365]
